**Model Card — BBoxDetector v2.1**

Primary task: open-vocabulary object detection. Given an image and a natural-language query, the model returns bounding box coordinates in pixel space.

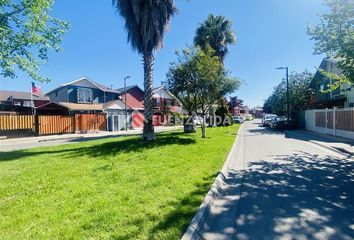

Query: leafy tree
[113,0,177,141]
[215,97,233,126]
[0,0,69,82]
[165,46,240,138]
[263,71,314,118]
[307,0,354,84]
[194,14,236,62]
[228,96,243,112]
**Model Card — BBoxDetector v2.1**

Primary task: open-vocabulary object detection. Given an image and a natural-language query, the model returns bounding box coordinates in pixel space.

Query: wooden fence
[75,114,106,133]
[0,114,106,136]
[38,115,75,135]
[315,108,354,131]
[0,115,34,131]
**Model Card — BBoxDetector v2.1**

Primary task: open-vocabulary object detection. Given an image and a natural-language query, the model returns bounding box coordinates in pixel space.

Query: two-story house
[152,86,183,126]
[117,85,145,128]
[117,85,184,127]
[46,77,121,114]
[308,58,354,109]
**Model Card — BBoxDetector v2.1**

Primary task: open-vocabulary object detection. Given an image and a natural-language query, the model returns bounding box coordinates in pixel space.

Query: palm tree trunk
[142,50,155,141]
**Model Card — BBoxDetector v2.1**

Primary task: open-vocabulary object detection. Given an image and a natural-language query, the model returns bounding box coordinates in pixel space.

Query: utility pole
[124,76,131,131]
[276,67,290,121]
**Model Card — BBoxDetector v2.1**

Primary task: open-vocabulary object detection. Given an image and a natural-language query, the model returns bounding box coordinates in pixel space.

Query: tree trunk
[201,115,206,138]
[184,114,196,133]
[142,51,155,141]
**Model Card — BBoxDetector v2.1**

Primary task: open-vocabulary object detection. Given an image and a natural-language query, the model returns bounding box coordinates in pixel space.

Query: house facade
[308,58,354,109]
[117,85,145,128]
[117,85,184,127]
[46,77,121,114]
[152,86,183,126]
[46,77,120,107]
[104,100,132,131]
[0,90,49,108]
[228,96,244,115]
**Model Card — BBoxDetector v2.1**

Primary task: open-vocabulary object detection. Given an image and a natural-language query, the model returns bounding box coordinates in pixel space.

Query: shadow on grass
[109,173,219,240]
[147,173,219,240]
[0,131,196,162]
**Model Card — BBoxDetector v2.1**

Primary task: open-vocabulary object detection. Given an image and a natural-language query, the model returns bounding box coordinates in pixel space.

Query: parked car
[193,116,203,126]
[270,117,297,130]
[245,114,254,121]
[233,115,244,124]
[262,114,277,127]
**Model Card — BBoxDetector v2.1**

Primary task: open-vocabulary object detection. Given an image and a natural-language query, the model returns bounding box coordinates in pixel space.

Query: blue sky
[0,0,327,107]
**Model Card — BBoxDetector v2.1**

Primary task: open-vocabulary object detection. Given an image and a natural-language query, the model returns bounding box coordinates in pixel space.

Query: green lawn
[0,125,239,239]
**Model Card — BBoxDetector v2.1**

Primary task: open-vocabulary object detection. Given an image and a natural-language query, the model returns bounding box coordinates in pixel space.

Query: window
[154,98,161,108]
[165,99,172,107]
[77,88,92,103]
[13,101,21,106]
[23,101,31,107]
[320,84,325,91]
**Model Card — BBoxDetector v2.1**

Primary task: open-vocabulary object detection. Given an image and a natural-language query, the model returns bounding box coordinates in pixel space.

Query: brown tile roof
[58,102,103,111]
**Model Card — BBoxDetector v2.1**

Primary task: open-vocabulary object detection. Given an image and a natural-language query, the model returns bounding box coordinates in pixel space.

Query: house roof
[46,77,119,95]
[311,58,340,85]
[36,102,70,111]
[0,90,49,101]
[58,102,103,111]
[152,86,184,106]
[103,99,132,109]
[116,85,144,93]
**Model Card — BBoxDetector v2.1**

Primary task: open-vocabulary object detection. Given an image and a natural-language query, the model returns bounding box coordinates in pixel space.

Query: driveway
[202,120,354,240]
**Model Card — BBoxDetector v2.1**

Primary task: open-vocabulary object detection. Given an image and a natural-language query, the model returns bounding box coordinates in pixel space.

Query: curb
[309,140,353,159]
[181,124,244,240]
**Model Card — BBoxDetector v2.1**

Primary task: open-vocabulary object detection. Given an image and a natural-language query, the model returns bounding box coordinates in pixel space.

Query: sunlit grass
[0,125,239,239]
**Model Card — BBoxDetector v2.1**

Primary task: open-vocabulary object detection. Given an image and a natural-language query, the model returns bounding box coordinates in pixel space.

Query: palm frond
[113,0,177,54]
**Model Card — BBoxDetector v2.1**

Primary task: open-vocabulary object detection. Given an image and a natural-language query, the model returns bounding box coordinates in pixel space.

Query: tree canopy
[307,0,354,83]
[0,0,69,82]
[263,71,314,117]
[165,46,240,137]
[194,14,236,62]
[113,0,176,55]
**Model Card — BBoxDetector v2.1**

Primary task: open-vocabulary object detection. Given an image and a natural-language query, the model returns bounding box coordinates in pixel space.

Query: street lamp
[124,76,131,131]
[276,67,290,121]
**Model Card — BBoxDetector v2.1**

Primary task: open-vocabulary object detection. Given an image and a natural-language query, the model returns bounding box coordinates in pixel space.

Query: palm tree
[194,14,236,63]
[113,0,177,141]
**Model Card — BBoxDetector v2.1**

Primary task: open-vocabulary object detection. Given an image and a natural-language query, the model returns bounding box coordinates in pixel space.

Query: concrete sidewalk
[182,121,354,240]
[0,126,182,152]
[285,130,354,159]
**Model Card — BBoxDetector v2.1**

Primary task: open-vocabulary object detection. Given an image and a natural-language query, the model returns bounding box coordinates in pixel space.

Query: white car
[193,116,203,125]
[262,114,278,127]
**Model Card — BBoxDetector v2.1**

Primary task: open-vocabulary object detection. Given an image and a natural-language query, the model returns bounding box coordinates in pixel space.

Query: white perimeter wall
[305,108,354,140]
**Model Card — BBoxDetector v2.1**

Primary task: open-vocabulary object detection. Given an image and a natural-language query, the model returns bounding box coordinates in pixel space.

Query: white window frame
[23,101,31,107]
[77,88,93,103]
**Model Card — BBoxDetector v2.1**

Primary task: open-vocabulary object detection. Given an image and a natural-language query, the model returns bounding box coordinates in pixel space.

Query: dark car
[270,117,297,130]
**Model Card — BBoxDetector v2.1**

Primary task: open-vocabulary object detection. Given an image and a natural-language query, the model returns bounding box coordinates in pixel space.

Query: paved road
[202,120,354,240]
